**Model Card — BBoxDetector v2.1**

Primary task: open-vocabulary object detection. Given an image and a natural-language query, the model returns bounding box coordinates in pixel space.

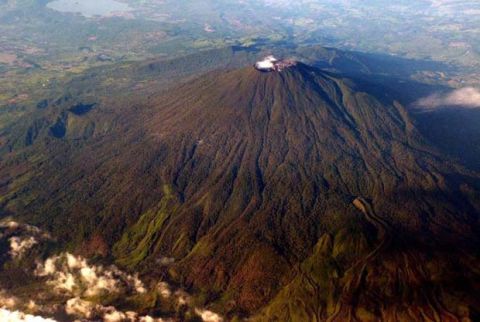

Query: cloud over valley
[0,221,223,322]
[415,87,480,109]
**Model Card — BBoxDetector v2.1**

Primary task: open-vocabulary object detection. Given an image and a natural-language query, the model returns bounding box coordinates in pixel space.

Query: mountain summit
[254,55,297,72]
[1,63,480,320]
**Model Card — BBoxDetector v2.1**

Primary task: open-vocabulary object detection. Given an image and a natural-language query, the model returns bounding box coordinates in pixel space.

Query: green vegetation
[114,185,177,268]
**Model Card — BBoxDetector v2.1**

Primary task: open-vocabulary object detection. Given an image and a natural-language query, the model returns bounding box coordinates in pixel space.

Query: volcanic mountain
[1,62,480,320]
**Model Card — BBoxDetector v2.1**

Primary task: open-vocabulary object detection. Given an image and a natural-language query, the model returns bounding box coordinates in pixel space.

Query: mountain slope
[1,63,479,320]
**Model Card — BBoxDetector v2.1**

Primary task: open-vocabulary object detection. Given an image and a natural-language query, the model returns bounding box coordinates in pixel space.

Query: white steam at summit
[254,55,296,72]
[255,55,278,70]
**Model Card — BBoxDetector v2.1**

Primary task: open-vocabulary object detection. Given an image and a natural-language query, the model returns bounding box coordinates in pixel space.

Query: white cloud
[54,272,77,293]
[65,297,97,319]
[3,262,223,322]
[26,301,37,312]
[0,221,20,230]
[102,308,162,322]
[174,290,191,306]
[103,309,127,322]
[65,298,166,321]
[195,309,224,322]
[1,220,222,322]
[0,308,56,322]
[157,282,171,298]
[0,290,18,309]
[65,253,86,270]
[1,220,52,261]
[9,237,38,259]
[415,87,480,109]
[0,220,50,239]
[34,253,146,297]
[139,316,162,322]
[0,290,43,316]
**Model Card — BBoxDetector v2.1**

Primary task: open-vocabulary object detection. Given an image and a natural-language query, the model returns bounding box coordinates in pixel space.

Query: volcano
[1,62,480,321]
